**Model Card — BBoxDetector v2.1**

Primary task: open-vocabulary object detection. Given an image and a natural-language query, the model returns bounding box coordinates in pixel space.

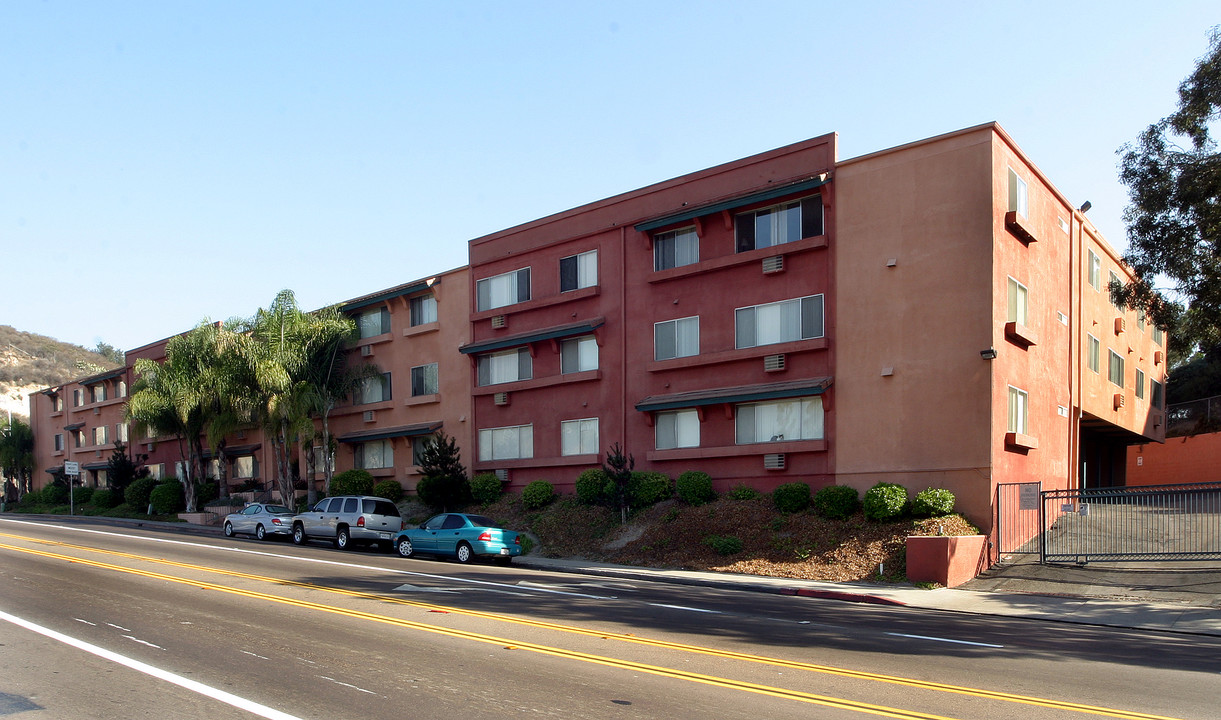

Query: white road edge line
[648,603,722,614]
[885,632,1004,648]
[0,609,305,720]
[0,517,614,599]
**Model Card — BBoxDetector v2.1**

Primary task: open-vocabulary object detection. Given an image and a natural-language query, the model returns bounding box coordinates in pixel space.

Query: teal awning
[338,421,442,444]
[634,175,830,233]
[635,377,831,413]
[459,317,604,355]
[341,280,432,312]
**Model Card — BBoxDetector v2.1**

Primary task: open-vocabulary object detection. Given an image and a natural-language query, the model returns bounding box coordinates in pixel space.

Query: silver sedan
[223,503,295,541]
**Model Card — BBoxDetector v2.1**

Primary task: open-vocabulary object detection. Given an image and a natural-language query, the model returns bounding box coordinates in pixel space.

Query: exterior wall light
[980,348,998,360]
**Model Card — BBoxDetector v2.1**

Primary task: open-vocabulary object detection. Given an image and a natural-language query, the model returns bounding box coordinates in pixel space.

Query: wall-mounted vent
[93,407,100,415]
[360,344,373,357]
[494,468,510,482]
[1113,393,1125,411]
[491,315,507,329]
[493,392,509,406]
[237,430,247,439]
[762,256,784,274]
[363,410,375,422]
[1114,317,1126,335]
[763,354,786,372]
[763,453,786,470]
[1154,350,1164,365]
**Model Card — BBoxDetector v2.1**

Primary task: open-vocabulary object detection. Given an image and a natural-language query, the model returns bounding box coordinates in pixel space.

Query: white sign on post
[63,461,80,476]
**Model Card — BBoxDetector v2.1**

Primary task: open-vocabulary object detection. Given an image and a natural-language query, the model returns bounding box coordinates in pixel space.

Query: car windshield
[265,505,292,514]
[364,499,401,516]
[466,515,497,528]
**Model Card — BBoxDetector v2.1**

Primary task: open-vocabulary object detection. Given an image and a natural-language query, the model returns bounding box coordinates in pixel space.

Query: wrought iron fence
[1040,482,1221,563]
[1166,394,1221,437]
[996,482,1042,556]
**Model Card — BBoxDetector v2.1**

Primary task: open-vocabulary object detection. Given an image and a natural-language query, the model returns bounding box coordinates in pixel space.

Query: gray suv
[291,495,405,550]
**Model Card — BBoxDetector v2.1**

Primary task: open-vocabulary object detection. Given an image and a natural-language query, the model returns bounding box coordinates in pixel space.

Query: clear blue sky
[3,2,1216,353]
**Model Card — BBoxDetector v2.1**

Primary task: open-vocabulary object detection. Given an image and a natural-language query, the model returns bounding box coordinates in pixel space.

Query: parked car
[223,503,295,541]
[292,495,405,550]
[394,513,522,564]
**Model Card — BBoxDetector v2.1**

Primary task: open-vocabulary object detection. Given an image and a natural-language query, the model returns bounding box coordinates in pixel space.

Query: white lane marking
[0,518,615,599]
[393,584,457,594]
[242,651,270,660]
[885,632,1004,648]
[318,676,376,695]
[107,623,131,632]
[74,618,97,626]
[0,609,305,720]
[648,603,722,614]
[514,581,621,599]
[123,635,163,650]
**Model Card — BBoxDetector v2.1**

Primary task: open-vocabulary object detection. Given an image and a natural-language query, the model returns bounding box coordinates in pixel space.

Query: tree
[414,432,470,511]
[92,341,125,365]
[601,442,635,525]
[106,440,150,501]
[0,417,34,501]
[1117,28,1221,360]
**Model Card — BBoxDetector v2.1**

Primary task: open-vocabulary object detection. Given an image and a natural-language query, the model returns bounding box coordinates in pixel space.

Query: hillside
[0,325,123,423]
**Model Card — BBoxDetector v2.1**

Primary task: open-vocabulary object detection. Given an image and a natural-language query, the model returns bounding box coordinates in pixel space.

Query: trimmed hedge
[629,471,671,508]
[470,473,502,506]
[676,471,715,506]
[126,476,159,510]
[89,489,121,509]
[575,468,612,505]
[72,486,94,505]
[373,479,405,503]
[522,480,555,510]
[863,482,909,521]
[772,482,811,513]
[912,487,955,517]
[813,485,860,519]
[331,469,375,496]
[150,482,185,515]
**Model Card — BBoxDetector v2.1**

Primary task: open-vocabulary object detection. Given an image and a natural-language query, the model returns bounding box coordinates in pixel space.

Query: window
[655,410,699,450]
[735,196,823,252]
[560,335,598,373]
[1088,250,1100,291]
[358,307,390,339]
[476,268,531,311]
[95,469,108,487]
[116,423,128,442]
[51,395,62,412]
[73,430,84,448]
[411,363,438,396]
[147,463,163,480]
[92,426,108,445]
[560,250,597,292]
[358,372,392,404]
[1006,277,1028,326]
[117,380,127,398]
[355,439,394,470]
[1007,386,1028,435]
[412,436,433,466]
[654,316,699,361]
[1153,325,1164,346]
[91,385,106,403]
[1108,350,1125,387]
[1136,368,1146,400]
[54,434,64,452]
[1109,271,1123,309]
[478,424,533,461]
[735,396,824,444]
[736,295,824,349]
[1138,309,1146,331]
[1152,379,1164,409]
[1087,334,1100,373]
[654,227,699,271]
[477,348,532,386]
[1007,168,1028,218]
[410,293,437,326]
[73,389,83,407]
[561,418,599,456]
[234,456,256,478]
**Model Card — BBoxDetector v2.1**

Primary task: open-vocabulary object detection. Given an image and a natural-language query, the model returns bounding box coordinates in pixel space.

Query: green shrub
[89,489,120,509]
[772,482,811,513]
[676,471,716,506]
[331,469,375,496]
[912,487,955,518]
[729,484,762,501]
[126,476,158,509]
[704,534,743,556]
[813,485,860,519]
[575,468,612,505]
[628,471,671,508]
[149,482,185,514]
[863,482,909,521]
[373,479,404,503]
[196,481,220,506]
[470,473,502,506]
[522,480,555,510]
[41,482,69,505]
[72,486,94,505]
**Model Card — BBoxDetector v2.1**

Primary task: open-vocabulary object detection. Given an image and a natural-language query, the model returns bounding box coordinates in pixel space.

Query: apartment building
[29,365,132,489]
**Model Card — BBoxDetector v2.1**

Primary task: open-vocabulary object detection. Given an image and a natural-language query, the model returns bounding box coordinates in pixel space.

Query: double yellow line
[0,531,1187,720]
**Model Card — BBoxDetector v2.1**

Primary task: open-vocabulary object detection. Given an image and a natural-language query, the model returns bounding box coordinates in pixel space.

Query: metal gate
[1040,482,1221,563]
[995,482,1042,556]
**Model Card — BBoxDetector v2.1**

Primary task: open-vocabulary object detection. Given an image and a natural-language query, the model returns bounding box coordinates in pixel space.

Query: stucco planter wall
[178,512,219,526]
[905,534,988,587]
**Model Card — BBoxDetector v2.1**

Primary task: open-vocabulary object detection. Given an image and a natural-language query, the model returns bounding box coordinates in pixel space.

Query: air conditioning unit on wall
[762,256,784,274]
[763,453,786,470]
[494,392,509,406]
[491,315,507,329]
[764,354,786,372]
[1113,393,1125,410]
[361,345,373,357]
[363,410,375,422]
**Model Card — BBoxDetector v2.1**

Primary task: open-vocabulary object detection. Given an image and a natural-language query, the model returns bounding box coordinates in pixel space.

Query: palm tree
[0,417,34,501]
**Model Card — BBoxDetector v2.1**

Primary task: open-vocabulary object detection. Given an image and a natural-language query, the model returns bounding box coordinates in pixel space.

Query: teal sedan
[394,513,522,564]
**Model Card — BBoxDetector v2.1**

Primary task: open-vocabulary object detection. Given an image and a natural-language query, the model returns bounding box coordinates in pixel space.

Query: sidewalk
[15,513,1221,637]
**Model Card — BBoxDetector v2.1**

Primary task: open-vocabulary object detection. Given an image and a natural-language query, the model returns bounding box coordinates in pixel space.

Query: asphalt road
[1,516,1217,719]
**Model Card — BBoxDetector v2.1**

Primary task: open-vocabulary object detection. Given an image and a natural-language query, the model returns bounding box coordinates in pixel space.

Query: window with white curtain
[1007,277,1028,326]
[1136,368,1146,399]
[92,426,108,445]
[654,316,699,361]
[479,424,533,461]
[655,410,699,450]
[654,227,699,271]
[410,293,437,326]
[735,397,823,444]
[561,418,599,456]
[736,295,823,349]
[560,335,598,373]
[1109,350,1125,387]
[1087,334,1100,373]
[477,348,532,386]
[1007,168,1028,218]
[91,385,106,403]
[358,373,392,404]
[1088,250,1101,290]
[355,440,394,470]
[735,196,823,252]
[358,307,390,338]
[560,250,598,292]
[234,456,256,478]
[476,268,531,311]
[1007,386,1028,434]
[411,363,439,396]
[116,423,128,442]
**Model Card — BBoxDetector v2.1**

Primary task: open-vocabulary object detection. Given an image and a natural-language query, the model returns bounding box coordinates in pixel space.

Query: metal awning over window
[63,423,84,431]
[202,443,262,458]
[83,461,109,471]
[634,175,830,233]
[459,317,605,355]
[338,421,442,444]
[635,377,832,413]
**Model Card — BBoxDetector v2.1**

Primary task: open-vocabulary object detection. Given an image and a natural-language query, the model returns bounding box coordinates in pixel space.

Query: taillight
[514,536,521,546]
[357,516,366,527]
[477,531,492,542]
[400,519,407,531]
[272,518,282,525]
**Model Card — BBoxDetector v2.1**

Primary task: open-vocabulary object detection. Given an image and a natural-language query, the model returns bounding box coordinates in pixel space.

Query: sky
[3,1,1217,353]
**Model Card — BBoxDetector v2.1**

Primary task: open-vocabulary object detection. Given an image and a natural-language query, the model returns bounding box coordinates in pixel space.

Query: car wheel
[256,524,266,541]
[396,536,415,558]
[292,524,306,545]
[455,542,473,564]
[224,522,235,538]
[336,527,351,550]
